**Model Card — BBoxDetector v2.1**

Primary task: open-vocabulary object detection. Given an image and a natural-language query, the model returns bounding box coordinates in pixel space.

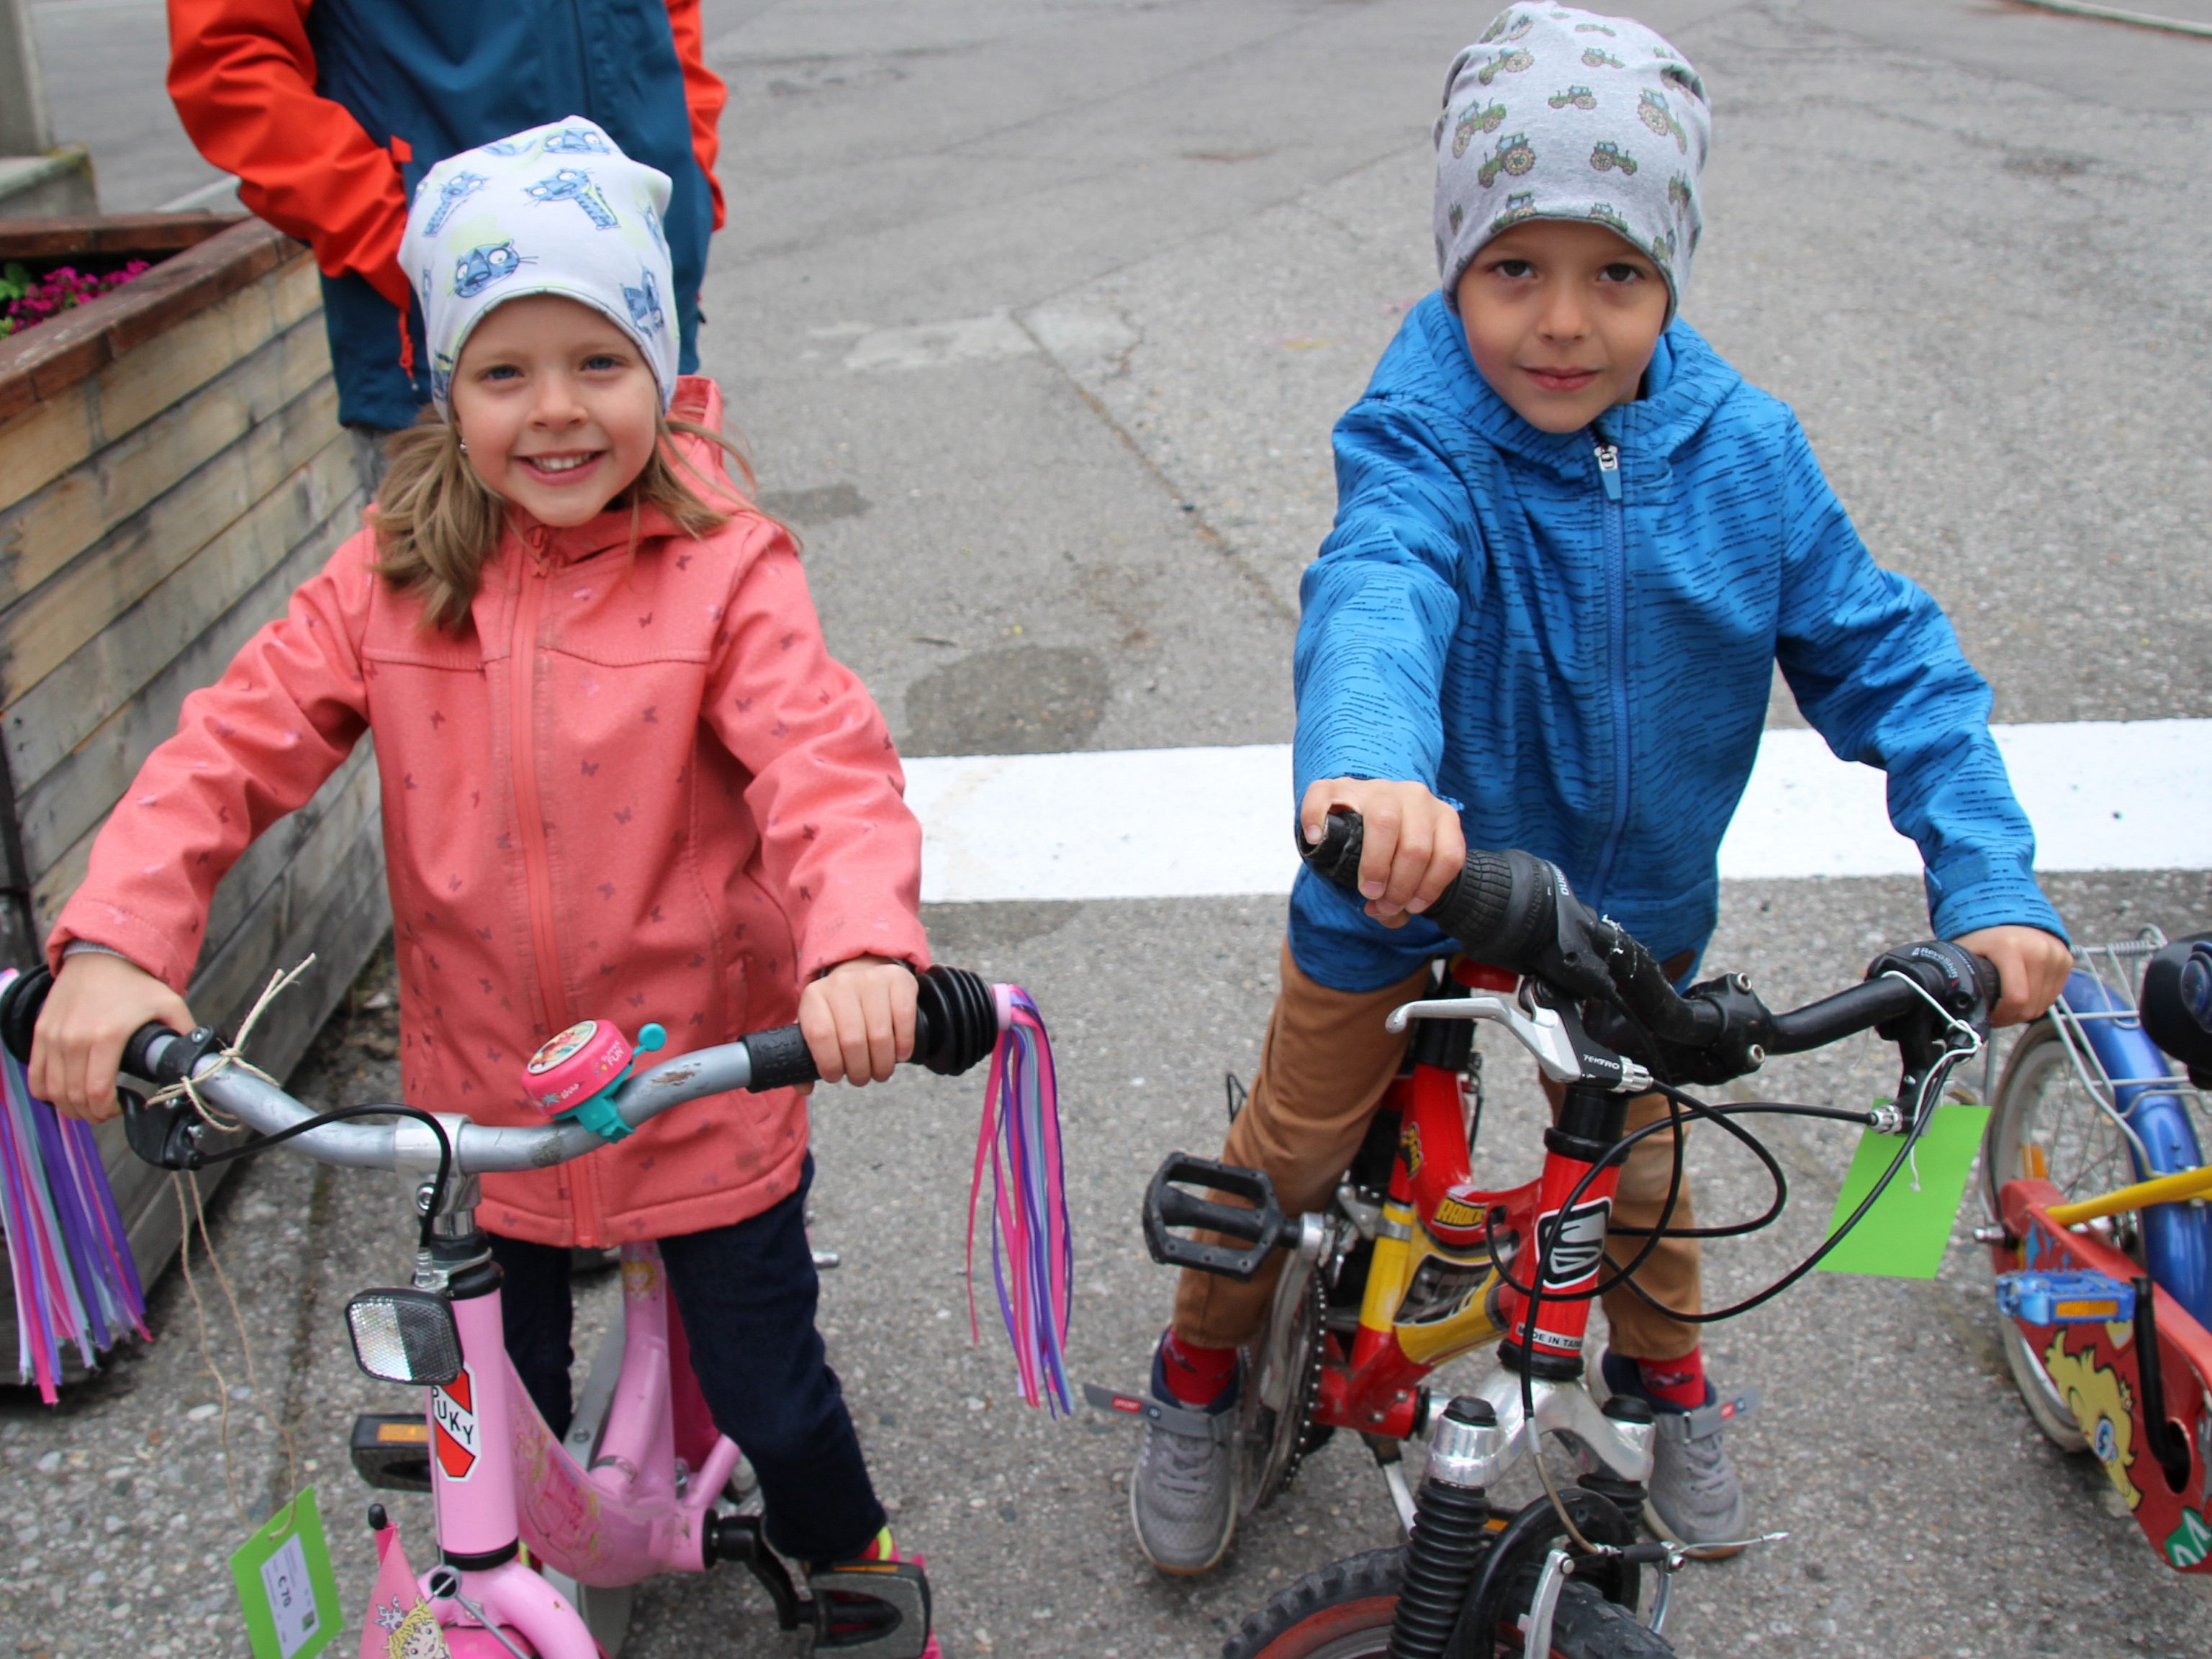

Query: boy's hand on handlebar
[799,956,918,1088]
[1300,779,1464,928]
[1953,924,2073,1028]
[29,952,194,1122]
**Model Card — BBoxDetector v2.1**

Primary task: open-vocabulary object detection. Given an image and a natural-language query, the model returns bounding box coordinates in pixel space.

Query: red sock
[1633,1349,1707,1411]
[1160,1331,1237,1408]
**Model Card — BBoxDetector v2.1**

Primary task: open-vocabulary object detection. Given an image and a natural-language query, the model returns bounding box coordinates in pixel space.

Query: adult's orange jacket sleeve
[166,0,413,309]
[665,0,728,230]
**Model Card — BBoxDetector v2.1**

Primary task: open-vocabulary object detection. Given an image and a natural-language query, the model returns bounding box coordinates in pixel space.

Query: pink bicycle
[0,963,1045,1659]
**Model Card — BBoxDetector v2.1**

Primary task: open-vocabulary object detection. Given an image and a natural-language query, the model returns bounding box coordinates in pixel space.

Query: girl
[30,119,933,1641]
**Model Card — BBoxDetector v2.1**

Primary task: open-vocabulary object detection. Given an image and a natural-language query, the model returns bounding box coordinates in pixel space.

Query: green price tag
[1817,1103,1990,1280]
[230,1486,341,1659]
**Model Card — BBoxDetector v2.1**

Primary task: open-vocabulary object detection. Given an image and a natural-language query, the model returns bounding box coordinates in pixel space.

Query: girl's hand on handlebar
[1954,924,2073,1028]
[29,951,194,1122]
[798,956,918,1088]
[1299,779,1465,928]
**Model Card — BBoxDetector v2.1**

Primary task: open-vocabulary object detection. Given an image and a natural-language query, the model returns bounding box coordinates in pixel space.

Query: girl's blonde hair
[370,413,765,633]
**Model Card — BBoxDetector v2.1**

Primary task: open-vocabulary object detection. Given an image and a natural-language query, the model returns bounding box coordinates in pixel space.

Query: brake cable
[161,1101,456,1251]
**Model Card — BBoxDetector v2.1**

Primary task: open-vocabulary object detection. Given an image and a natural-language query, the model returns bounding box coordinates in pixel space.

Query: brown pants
[1172,944,1702,1361]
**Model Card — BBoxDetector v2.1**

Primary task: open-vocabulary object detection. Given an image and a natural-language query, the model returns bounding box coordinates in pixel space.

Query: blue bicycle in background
[1982,928,2212,1570]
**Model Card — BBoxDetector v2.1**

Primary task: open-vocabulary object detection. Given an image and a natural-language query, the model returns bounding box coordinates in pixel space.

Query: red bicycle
[1096,811,2000,1658]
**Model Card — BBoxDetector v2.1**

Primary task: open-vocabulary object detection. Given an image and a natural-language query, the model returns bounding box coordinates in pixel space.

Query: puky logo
[1535,1199,1612,1289]
[432,1365,480,1481]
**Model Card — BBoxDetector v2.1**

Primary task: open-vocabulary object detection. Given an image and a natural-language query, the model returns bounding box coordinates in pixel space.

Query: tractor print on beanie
[1478,47,1534,83]
[1478,132,1538,189]
[1581,47,1625,69]
[1479,9,1534,42]
[1589,140,1637,176]
[1454,99,1509,155]
[1489,190,1538,234]
[1548,85,1597,111]
[1638,89,1689,153]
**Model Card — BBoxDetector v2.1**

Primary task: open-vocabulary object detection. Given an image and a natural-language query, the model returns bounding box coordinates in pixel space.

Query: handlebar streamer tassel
[0,970,149,1401]
[965,985,1073,1414]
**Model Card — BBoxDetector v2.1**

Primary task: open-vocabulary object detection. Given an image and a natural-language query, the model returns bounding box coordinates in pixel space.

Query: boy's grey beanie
[1434,6,1710,320]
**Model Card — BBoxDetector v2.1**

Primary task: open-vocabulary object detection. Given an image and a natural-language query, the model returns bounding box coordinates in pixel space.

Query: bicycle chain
[1276,1272,1329,1492]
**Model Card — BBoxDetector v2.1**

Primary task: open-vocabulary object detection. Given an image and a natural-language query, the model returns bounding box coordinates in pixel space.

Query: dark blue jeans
[489,1158,884,1563]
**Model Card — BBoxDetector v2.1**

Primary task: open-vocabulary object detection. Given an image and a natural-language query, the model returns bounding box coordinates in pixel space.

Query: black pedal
[808,1561,931,1659]
[349,1413,433,1492]
[1143,1154,1291,1281]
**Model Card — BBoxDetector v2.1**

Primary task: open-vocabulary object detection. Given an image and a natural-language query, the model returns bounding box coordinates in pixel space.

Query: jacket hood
[1405,292,1741,484]
[502,373,748,566]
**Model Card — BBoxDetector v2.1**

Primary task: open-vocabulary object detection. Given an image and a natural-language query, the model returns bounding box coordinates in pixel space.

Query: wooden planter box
[0,214,389,1358]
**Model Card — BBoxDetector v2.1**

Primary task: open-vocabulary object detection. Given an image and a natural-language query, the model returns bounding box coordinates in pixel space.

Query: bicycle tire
[1220,1547,1676,1659]
[1985,1020,2098,1452]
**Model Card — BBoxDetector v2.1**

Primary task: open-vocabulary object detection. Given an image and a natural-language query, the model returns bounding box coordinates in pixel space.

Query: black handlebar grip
[1421,850,1522,954]
[1969,952,2002,1011]
[741,1024,819,1093]
[1297,811,1551,967]
[0,964,51,1065]
[122,1022,196,1085]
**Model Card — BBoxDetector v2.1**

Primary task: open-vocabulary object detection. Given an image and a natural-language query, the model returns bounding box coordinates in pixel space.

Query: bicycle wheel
[1985,1019,2117,1451]
[1221,1547,1676,1659]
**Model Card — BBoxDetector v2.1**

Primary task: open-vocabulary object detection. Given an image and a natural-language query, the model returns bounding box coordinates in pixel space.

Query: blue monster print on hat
[452,241,527,299]
[623,268,667,335]
[402,117,683,412]
[526,169,620,230]
[423,171,487,236]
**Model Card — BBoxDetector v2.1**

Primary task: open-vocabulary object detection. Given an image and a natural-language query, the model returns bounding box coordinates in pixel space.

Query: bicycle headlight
[346,1289,463,1386]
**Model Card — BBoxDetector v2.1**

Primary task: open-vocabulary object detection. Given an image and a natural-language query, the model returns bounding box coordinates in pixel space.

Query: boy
[1129,5,2072,1573]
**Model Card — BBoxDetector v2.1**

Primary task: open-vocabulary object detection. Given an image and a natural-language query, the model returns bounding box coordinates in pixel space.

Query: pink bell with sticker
[525,1020,635,1116]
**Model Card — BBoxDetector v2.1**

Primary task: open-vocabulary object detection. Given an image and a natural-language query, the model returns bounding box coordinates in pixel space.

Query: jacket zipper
[508,541,599,1239]
[1589,428,1631,901]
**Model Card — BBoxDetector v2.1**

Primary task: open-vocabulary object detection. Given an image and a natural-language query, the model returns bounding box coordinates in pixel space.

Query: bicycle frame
[1992,1178,2212,1572]
[373,1236,742,1655]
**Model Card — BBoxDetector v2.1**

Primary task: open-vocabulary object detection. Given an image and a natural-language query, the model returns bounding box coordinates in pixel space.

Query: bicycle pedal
[1995,1269,2136,1326]
[1143,1154,1290,1280]
[348,1412,433,1492]
[808,1560,931,1659]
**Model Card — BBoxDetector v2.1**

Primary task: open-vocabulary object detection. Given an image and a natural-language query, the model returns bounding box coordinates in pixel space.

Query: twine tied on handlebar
[140,955,320,1134]
[965,985,1074,1415]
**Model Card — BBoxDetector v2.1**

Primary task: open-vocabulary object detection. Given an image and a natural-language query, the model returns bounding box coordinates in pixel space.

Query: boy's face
[1455,220,1671,435]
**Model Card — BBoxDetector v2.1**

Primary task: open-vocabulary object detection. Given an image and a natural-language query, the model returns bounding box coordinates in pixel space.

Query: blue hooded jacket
[1289,293,2065,991]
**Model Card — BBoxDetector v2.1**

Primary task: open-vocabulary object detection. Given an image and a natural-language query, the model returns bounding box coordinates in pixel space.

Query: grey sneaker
[1597,1352,1756,1557]
[1119,1367,1239,1576]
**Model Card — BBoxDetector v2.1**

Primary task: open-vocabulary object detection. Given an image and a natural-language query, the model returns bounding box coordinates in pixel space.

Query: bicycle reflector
[346,1289,464,1386]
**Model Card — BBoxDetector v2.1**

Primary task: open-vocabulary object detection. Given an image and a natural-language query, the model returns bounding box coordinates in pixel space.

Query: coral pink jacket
[51,379,928,1247]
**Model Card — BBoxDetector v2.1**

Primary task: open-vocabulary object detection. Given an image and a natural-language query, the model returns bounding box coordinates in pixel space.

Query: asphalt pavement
[6,1,2212,1656]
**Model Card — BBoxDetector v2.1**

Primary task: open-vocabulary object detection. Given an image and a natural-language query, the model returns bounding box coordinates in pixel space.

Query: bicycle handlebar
[0,962,1006,1179]
[1299,809,1999,1086]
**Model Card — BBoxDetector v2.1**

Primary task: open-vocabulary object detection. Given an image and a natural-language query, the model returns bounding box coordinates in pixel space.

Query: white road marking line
[905,720,2212,903]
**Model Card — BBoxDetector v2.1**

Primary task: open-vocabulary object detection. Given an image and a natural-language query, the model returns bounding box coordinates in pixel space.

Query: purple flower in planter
[1,258,153,339]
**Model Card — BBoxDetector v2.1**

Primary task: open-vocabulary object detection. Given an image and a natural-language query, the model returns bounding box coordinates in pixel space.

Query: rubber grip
[0,964,50,1065]
[1420,851,1520,953]
[741,1024,819,1093]
[1969,953,2002,1010]
[122,1023,188,1085]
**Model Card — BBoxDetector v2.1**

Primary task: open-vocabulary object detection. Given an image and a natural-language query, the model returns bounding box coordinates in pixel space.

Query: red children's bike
[1097,812,2003,1658]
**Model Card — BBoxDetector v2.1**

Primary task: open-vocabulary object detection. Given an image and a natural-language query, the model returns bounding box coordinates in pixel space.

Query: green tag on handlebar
[1817,1104,1990,1280]
[229,1486,340,1659]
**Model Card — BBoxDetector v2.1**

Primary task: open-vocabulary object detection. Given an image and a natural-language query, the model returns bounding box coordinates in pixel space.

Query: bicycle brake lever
[1385,992,1651,1092]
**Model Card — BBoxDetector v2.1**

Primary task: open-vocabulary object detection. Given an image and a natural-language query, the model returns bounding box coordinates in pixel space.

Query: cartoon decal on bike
[1983,930,2212,1576]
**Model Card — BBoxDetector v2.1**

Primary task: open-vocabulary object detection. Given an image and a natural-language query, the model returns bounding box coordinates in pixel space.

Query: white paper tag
[260,1532,321,1658]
